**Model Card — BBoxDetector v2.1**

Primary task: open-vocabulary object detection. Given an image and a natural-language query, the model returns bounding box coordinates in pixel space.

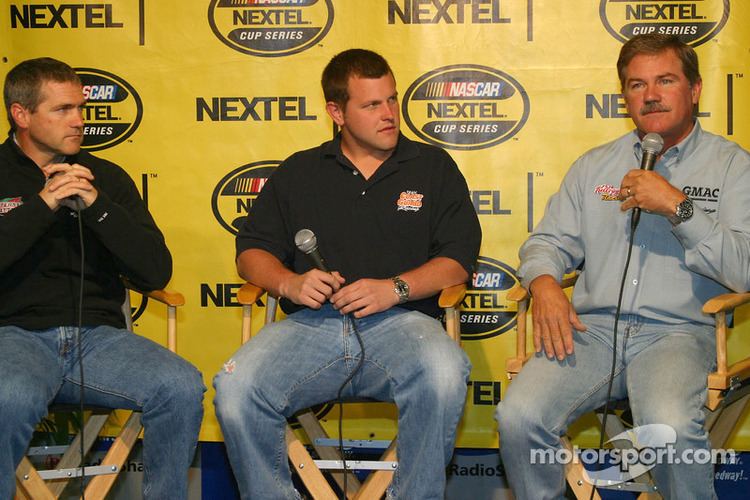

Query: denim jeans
[0,325,205,500]
[214,304,471,500]
[495,313,717,500]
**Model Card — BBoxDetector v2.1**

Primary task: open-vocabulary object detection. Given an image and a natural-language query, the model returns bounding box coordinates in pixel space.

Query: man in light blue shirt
[497,34,750,499]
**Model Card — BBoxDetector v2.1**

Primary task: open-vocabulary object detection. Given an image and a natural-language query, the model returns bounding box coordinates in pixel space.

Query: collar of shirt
[320,133,421,181]
[632,120,703,171]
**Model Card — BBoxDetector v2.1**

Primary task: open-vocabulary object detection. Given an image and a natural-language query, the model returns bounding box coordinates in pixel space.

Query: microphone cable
[74,205,87,498]
[587,211,639,500]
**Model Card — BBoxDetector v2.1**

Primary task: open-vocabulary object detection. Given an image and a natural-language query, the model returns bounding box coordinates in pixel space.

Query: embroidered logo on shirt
[683,186,719,203]
[0,197,23,215]
[594,184,622,201]
[396,190,424,212]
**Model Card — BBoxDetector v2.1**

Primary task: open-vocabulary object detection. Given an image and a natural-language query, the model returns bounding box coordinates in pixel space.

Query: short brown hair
[617,34,700,89]
[321,49,393,106]
[4,57,81,132]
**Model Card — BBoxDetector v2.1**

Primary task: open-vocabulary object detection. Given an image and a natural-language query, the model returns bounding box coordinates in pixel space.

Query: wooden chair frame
[237,282,466,500]
[505,278,750,499]
[14,285,184,500]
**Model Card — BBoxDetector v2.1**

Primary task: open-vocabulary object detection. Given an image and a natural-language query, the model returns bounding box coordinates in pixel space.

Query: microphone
[631,133,664,228]
[295,228,329,272]
[48,155,85,211]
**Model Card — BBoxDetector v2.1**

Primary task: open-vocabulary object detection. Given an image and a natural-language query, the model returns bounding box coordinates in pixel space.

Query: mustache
[640,102,671,115]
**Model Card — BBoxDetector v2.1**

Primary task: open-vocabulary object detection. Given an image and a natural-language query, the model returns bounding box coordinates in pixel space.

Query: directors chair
[14,283,185,500]
[506,277,750,499]
[237,282,466,500]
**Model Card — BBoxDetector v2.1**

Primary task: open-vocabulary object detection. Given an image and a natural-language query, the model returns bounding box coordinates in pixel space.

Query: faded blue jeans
[0,325,205,500]
[214,305,471,500]
[496,313,718,500]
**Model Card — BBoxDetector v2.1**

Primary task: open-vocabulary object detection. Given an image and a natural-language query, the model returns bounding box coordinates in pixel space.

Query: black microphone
[295,228,329,272]
[631,132,664,228]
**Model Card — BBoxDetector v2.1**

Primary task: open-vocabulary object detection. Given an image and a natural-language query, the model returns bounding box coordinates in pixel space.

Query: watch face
[678,199,693,220]
[393,277,409,302]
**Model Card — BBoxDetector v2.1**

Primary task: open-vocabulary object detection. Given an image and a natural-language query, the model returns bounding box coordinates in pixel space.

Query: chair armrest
[507,284,528,303]
[121,279,185,307]
[121,280,184,353]
[702,292,750,315]
[141,289,185,307]
[438,284,467,309]
[439,284,466,345]
[238,282,267,305]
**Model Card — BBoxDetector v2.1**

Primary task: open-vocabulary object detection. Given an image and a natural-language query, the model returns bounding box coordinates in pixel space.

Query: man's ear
[9,103,30,130]
[326,101,345,127]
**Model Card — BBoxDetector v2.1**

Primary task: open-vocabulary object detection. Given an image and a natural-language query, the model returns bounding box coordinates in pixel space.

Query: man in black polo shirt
[214,49,481,499]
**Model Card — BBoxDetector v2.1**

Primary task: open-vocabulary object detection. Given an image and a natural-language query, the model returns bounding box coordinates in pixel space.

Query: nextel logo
[599,0,729,46]
[208,0,334,57]
[402,65,529,151]
[76,68,142,151]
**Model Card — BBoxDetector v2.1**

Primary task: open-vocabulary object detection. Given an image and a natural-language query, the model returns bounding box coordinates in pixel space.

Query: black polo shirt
[236,133,481,317]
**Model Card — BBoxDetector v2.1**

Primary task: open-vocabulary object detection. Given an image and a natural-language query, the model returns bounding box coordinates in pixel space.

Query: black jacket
[0,137,171,330]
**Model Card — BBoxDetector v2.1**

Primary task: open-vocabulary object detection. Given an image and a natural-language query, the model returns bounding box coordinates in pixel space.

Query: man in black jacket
[0,57,204,499]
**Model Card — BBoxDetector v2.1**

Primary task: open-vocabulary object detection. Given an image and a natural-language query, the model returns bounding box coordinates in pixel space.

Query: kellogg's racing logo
[76,69,142,151]
[461,256,519,341]
[208,0,334,57]
[402,65,529,151]
[212,161,280,235]
[600,0,729,46]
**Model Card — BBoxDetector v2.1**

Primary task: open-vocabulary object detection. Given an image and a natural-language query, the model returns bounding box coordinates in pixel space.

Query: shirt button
[639,244,645,249]
[632,279,638,285]
[361,191,366,196]
[353,171,359,175]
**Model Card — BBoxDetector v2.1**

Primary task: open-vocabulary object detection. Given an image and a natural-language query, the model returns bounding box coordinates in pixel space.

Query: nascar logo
[402,65,530,151]
[460,256,519,341]
[76,68,142,151]
[599,0,729,46]
[208,0,334,57]
[212,161,280,235]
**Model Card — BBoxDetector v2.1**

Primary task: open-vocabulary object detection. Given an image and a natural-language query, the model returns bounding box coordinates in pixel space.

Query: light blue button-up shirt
[518,122,750,326]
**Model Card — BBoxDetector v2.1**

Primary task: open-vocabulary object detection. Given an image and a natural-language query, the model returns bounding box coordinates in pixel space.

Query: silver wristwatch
[391,276,410,304]
[669,197,694,226]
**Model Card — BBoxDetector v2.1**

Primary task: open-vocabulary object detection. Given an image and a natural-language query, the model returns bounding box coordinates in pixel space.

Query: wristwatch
[391,276,410,304]
[669,197,694,226]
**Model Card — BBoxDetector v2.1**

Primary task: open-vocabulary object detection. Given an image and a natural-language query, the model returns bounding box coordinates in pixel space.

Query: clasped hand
[279,270,399,318]
[39,162,97,211]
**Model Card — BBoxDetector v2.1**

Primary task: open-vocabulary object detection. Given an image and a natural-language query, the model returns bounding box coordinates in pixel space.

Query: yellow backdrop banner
[2,0,748,449]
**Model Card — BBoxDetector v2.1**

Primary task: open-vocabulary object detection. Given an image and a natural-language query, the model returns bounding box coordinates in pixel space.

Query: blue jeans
[0,325,205,500]
[214,305,471,500]
[496,313,717,500]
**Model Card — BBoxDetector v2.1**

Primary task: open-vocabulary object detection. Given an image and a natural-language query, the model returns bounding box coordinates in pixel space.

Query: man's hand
[331,278,400,318]
[529,275,586,360]
[39,163,98,211]
[279,269,345,309]
[620,170,686,217]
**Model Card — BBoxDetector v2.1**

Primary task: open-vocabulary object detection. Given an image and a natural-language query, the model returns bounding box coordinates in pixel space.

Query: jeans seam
[62,375,144,407]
